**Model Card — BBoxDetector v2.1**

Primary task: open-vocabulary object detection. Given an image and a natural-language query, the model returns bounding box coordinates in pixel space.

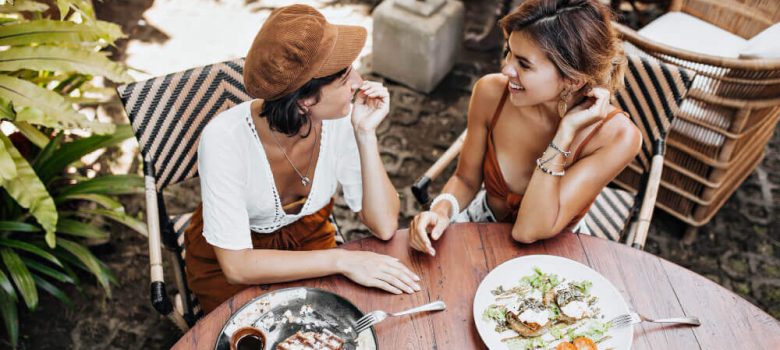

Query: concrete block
[372,0,464,93]
[395,0,446,16]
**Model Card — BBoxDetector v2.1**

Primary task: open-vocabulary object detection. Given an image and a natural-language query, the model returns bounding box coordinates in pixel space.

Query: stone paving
[11,0,779,349]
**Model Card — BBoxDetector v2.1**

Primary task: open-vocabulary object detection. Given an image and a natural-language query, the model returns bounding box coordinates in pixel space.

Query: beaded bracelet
[536,157,565,177]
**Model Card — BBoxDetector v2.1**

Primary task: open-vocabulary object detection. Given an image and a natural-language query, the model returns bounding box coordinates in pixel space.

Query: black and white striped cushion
[584,187,636,241]
[615,55,694,171]
[583,54,694,242]
[170,212,192,260]
[116,59,252,190]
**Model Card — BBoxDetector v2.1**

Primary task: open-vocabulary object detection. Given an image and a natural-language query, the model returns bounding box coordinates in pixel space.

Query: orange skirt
[184,201,337,313]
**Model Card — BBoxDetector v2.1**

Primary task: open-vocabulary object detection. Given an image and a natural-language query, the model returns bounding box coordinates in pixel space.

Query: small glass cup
[230,326,268,350]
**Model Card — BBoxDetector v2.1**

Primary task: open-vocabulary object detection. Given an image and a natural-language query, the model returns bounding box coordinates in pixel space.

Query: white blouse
[198,101,363,250]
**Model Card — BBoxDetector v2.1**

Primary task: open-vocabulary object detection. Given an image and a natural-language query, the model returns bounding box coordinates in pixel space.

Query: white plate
[473,255,633,350]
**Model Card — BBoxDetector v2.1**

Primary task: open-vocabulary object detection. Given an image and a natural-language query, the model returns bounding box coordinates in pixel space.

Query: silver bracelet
[430,193,460,222]
[549,142,571,158]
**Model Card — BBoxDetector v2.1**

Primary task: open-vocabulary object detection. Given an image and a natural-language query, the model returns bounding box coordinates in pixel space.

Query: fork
[610,312,701,329]
[353,300,446,334]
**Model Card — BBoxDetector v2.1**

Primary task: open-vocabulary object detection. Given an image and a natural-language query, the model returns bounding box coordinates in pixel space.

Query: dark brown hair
[260,67,347,137]
[499,0,625,93]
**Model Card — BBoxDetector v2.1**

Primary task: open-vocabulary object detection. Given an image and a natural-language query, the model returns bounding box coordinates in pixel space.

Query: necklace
[269,124,319,187]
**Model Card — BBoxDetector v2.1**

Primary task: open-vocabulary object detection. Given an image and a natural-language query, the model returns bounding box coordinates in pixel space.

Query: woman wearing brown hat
[409,0,642,255]
[184,4,419,313]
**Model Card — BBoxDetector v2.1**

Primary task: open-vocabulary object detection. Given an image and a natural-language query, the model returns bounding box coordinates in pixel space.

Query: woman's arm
[512,88,642,243]
[214,247,421,294]
[354,130,399,240]
[409,75,503,255]
[350,82,401,240]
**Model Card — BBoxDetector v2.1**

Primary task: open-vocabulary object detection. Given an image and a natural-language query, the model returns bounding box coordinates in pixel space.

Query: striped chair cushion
[584,187,636,241]
[614,54,694,170]
[170,212,192,261]
[116,59,252,190]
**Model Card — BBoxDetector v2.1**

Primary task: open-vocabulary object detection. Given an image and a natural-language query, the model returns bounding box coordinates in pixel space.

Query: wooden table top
[173,223,780,350]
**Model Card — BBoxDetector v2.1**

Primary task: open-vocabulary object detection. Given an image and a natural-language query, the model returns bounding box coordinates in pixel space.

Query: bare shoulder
[469,74,509,127]
[600,107,642,152]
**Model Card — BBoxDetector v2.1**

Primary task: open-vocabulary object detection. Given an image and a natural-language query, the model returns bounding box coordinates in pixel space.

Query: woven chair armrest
[613,21,780,71]
[688,89,780,109]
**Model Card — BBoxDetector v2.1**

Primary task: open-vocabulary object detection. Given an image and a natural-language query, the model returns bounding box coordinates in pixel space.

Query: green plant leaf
[98,259,117,285]
[0,238,62,267]
[57,0,94,21]
[0,136,16,181]
[0,287,18,348]
[66,208,147,237]
[33,249,80,285]
[36,124,132,184]
[56,219,108,239]
[0,221,40,233]
[0,134,57,246]
[31,130,62,169]
[55,238,109,295]
[0,46,132,83]
[0,74,116,134]
[0,19,124,47]
[0,247,37,310]
[21,257,74,284]
[54,174,143,198]
[55,193,123,211]
[0,269,17,303]
[32,274,73,309]
[0,0,48,13]
[11,121,50,149]
[0,95,14,119]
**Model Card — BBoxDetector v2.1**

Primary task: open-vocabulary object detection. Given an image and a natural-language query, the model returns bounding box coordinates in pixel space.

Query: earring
[558,87,571,118]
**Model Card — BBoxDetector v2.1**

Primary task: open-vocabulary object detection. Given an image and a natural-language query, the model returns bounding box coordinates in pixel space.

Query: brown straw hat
[244,4,367,101]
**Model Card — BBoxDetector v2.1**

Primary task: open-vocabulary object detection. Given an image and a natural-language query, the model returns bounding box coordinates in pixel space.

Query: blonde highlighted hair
[499,0,626,93]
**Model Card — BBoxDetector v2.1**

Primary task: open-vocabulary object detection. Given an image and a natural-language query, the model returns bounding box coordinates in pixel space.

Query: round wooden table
[173,223,780,349]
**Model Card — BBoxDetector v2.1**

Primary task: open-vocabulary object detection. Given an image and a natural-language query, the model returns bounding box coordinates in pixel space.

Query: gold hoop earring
[558,87,571,118]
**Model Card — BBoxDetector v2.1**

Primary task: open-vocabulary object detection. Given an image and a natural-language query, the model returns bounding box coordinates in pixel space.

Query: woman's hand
[560,87,611,135]
[337,250,421,294]
[409,210,450,256]
[351,81,390,134]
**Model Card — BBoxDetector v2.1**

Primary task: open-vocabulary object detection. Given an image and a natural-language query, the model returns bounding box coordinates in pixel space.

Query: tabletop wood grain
[173,223,780,350]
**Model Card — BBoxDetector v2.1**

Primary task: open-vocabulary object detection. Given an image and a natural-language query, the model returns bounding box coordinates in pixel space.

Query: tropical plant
[0,0,143,347]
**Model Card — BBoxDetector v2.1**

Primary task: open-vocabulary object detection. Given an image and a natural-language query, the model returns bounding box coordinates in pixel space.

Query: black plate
[214,287,378,349]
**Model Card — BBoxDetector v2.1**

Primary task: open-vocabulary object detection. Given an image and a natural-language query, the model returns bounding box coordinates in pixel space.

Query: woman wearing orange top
[409,0,642,254]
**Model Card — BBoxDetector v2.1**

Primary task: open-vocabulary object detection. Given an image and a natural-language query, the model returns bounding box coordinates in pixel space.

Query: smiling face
[307,65,364,120]
[501,30,569,108]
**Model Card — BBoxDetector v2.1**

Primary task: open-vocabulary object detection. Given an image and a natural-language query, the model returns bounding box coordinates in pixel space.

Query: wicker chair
[612,0,780,240]
[411,54,695,249]
[115,59,251,330]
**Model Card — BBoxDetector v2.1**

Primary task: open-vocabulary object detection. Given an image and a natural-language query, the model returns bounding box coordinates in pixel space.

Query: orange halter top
[482,86,626,223]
